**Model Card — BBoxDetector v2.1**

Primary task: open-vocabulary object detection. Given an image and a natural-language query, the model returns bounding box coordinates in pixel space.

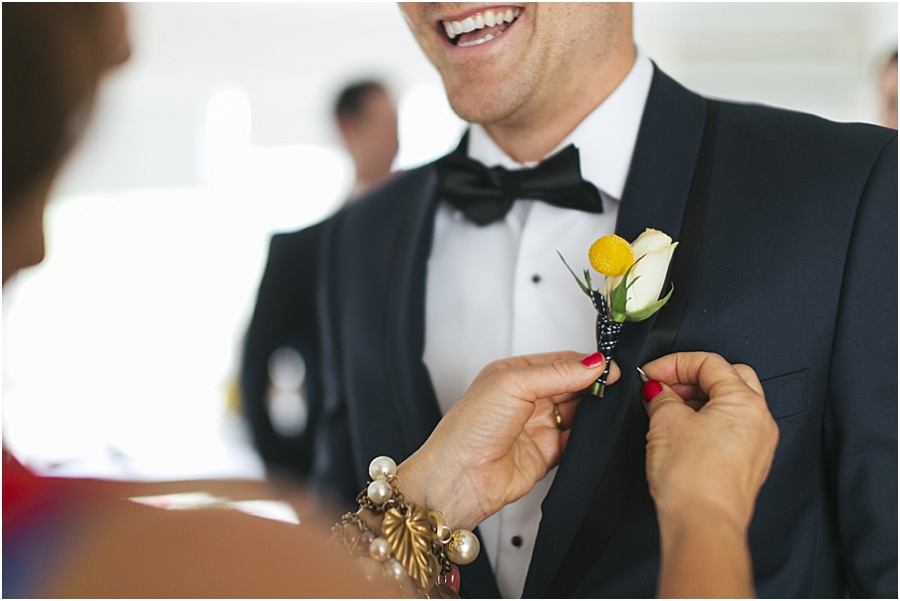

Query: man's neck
[483,45,637,163]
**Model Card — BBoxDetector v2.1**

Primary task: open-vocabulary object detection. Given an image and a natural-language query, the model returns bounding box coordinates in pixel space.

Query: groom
[242,3,896,597]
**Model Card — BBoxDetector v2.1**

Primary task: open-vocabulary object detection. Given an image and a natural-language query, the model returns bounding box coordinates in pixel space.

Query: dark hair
[333,80,386,121]
[2,4,107,210]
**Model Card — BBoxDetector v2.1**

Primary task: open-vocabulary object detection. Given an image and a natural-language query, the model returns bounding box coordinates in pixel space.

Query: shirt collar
[467,47,653,203]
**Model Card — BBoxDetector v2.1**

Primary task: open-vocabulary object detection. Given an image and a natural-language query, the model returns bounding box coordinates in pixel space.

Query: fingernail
[580,352,606,368]
[641,380,663,403]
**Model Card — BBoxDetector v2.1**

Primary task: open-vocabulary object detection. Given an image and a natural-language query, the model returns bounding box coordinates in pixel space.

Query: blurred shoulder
[37,484,378,598]
[347,163,439,212]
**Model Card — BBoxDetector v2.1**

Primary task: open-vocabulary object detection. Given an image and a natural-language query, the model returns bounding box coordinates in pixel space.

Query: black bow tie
[435,140,603,226]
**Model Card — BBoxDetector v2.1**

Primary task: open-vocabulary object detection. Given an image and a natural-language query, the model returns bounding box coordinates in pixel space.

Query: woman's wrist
[656,494,749,542]
[657,499,748,546]
[397,450,482,531]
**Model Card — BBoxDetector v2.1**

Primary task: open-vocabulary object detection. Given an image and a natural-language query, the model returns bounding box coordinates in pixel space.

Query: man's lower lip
[456,28,505,48]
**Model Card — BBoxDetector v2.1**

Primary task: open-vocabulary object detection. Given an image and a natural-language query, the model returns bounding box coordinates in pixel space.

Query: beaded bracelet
[332,456,480,598]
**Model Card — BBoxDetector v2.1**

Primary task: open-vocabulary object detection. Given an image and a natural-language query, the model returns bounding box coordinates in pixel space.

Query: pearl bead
[383,558,407,583]
[356,557,384,583]
[368,455,397,480]
[447,529,480,565]
[369,536,392,562]
[359,530,376,548]
[367,479,392,505]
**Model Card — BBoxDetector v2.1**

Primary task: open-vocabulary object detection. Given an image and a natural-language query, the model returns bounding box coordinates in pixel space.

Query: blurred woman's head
[880,50,898,130]
[3,3,130,283]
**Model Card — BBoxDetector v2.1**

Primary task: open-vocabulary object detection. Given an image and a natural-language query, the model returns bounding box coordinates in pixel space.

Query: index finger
[477,354,622,405]
[480,351,587,375]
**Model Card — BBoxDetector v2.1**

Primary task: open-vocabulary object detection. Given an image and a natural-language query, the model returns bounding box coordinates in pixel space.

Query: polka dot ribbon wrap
[590,290,622,396]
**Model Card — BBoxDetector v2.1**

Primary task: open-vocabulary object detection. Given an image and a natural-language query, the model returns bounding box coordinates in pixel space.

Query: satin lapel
[381,167,445,453]
[524,66,708,598]
[380,159,502,598]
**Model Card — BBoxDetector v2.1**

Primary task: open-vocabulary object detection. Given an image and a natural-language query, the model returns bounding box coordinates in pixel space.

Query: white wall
[3,3,896,480]
[54,2,900,197]
[635,3,898,122]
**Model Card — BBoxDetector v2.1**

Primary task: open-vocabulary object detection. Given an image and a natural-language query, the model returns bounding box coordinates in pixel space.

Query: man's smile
[441,7,522,47]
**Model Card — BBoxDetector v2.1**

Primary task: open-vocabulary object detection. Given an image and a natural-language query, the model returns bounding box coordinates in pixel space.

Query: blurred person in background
[240,217,327,480]
[239,79,399,480]
[280,2,897,598]
[334,78,400,201]
[879,49,897,129]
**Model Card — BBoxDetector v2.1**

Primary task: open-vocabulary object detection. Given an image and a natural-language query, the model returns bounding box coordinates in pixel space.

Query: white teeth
[443,8,521,41]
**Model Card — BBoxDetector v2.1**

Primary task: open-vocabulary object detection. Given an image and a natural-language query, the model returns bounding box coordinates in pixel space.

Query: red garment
[4,449,54,527]
[3,448,79,597]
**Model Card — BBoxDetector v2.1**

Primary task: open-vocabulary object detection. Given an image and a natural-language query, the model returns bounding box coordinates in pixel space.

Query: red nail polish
[580,352,606,368]
[641,380,663,403]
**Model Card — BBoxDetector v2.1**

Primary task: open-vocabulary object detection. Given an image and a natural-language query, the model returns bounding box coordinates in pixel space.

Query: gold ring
[552,405,567,431]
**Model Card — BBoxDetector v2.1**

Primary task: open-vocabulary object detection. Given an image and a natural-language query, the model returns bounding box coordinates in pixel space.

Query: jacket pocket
[759,369,809,420]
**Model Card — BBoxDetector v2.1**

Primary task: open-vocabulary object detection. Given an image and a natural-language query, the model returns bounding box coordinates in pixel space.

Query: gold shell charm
[382,504,439,589]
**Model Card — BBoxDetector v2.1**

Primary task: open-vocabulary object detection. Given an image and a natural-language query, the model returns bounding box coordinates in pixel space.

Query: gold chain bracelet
[331,456,479,598]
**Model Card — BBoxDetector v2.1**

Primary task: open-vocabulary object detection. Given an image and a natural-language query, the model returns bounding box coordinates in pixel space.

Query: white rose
[604,228,678,322]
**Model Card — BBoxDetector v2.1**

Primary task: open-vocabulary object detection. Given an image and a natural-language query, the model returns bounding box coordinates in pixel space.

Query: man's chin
[447,91,518,128]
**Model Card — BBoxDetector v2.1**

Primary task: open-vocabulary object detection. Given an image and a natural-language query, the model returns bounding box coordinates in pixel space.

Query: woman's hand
[399,351,616,530]
[640,351,779,598]
[641,352,778,530]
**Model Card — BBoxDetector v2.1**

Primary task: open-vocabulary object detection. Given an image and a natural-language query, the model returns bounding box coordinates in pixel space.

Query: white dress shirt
[422,49,653,598]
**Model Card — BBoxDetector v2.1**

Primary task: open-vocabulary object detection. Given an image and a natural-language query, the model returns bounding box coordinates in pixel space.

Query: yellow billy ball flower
[588,235,634,277]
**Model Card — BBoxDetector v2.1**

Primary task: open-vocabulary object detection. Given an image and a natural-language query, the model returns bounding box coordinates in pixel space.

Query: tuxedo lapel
[524,66,709,597]
[380,163,503,598]
[381,168,445,451]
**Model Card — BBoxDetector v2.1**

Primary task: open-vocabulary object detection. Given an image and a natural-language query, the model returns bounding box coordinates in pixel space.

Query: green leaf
[625,284,675,322]
[557,251,592,297]
[609,262,640,318]
[610,278,628,317]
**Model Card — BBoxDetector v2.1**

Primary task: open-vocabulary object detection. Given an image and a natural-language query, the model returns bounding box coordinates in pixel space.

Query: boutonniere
[559,228,678,397]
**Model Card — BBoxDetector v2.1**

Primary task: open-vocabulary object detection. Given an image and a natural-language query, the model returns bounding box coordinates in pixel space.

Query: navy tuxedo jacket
[244,66,897,597]
[241,222,327,477]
